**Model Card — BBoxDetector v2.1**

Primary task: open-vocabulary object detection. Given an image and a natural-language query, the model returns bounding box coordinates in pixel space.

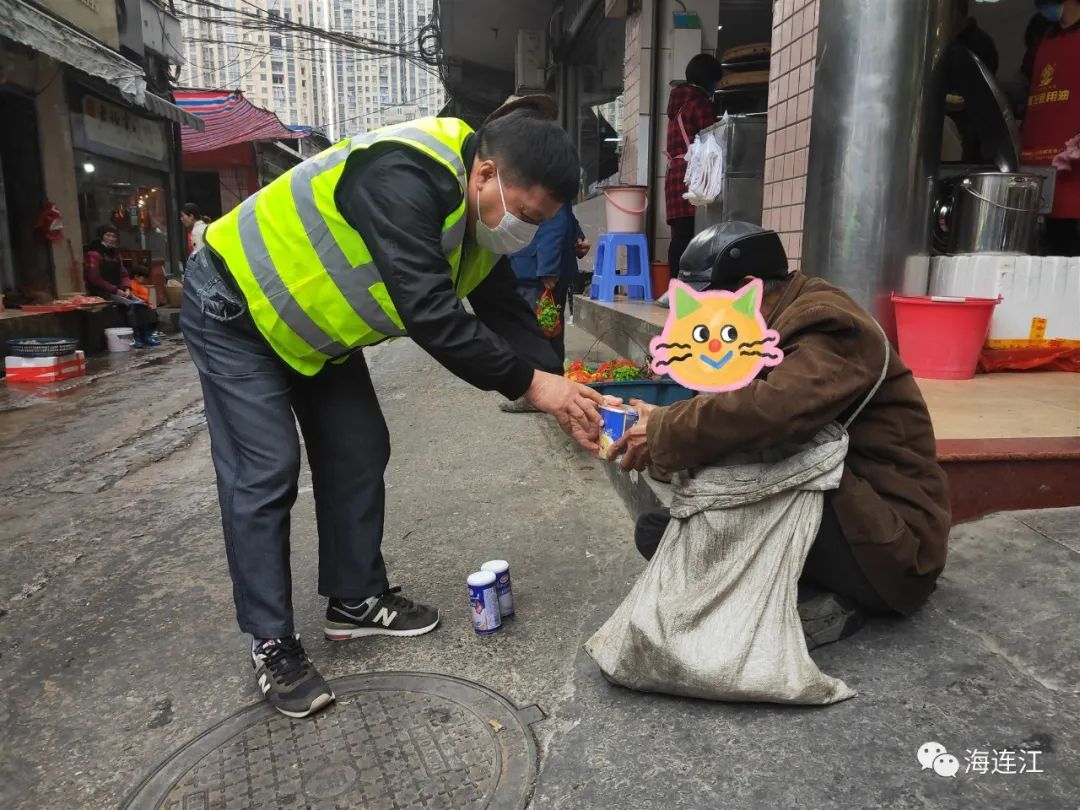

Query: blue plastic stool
[589,232,653,302]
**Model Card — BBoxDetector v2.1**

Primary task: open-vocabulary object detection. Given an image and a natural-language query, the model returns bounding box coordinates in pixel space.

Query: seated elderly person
[610,224,951,647]
[84,224,158,348]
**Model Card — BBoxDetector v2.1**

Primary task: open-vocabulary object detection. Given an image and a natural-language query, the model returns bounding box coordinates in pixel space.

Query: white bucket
[603,185,649,232]
[105,327,134,352]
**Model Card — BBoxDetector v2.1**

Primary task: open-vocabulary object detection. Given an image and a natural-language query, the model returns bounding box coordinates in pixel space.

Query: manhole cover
[124,673,543,810]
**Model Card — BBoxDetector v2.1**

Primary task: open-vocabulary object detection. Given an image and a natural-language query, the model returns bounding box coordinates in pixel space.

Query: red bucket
[891,294,1001,380]
[650,260,670,297]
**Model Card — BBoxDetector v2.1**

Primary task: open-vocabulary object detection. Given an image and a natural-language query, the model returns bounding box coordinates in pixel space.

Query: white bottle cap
[467,570,496,587]
[480,560,509,574]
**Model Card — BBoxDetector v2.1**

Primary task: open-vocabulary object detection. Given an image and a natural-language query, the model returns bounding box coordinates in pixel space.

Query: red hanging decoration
[34,201,65,243]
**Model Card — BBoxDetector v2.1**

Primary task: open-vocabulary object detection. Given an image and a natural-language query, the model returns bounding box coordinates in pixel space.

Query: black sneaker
[324,587,440,641]
[251,635,335,718]
[798,591,864,650]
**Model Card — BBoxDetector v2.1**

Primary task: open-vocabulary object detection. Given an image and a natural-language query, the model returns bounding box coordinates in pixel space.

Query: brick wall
[620,9,643,184]
[761,0,819,272]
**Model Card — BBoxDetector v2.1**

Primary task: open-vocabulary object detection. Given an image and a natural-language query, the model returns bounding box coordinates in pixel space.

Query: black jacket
[334,136,560,399]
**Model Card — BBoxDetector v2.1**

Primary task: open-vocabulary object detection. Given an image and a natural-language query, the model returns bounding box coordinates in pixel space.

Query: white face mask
[475,168,539,255]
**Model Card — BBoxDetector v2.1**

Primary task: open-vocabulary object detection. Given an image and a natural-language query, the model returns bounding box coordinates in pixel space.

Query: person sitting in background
[129,266,161,347]
[1021,0,1080,256]
[181,203,208,259]
[610,225,951,648]
[501,202,590,412]
[665,53,723,280]
[83,225,158,348]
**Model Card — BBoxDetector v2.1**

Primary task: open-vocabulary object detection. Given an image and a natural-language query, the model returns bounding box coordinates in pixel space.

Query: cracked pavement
[0,330,1077,809]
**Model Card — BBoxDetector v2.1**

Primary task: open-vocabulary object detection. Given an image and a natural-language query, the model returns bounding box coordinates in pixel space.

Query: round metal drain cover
[124,672,542,810]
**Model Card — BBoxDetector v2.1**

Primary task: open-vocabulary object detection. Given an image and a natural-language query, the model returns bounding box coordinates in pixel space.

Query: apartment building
[178,1,444,139]
[178,0,327,129]
[325,0,444,140]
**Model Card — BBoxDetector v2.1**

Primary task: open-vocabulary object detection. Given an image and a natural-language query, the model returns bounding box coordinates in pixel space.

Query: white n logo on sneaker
[373,607,398,628]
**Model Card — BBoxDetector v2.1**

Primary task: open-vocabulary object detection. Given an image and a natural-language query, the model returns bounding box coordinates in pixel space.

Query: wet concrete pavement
[0,330,1077,809]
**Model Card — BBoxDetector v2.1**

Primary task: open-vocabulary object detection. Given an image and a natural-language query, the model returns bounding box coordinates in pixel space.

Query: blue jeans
[180,251,391,638]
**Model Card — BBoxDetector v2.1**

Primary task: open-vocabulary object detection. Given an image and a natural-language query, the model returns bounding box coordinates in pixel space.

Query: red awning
[174,89,309,153]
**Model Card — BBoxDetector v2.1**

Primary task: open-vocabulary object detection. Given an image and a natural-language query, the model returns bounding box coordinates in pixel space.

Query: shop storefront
[0,82,51,298]
[174,89,311,229]
[69,86,179,277]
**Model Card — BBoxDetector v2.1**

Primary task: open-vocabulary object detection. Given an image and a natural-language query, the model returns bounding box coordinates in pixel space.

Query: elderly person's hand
[608,399,658,471]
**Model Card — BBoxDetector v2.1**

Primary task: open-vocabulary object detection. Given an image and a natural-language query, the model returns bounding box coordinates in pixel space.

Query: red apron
[1021,25,1080,218]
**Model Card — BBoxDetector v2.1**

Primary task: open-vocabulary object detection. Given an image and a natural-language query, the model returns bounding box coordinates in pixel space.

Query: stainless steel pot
[936,172,1043,254]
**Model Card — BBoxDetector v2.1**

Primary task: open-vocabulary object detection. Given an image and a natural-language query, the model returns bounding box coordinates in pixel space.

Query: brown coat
[647,272,951,615]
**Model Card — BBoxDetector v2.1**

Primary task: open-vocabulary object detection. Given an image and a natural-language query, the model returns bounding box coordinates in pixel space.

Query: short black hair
[131,265,150,279]
[97,224,118,239]
[475,109,580,203]
[182,202,202,217]
[686,53,724,89]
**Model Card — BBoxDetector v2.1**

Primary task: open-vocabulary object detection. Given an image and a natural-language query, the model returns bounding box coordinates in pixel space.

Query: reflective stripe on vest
[206,117,497,375]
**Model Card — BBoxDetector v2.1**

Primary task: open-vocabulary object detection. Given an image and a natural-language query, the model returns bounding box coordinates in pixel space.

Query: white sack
[586,424,856,705]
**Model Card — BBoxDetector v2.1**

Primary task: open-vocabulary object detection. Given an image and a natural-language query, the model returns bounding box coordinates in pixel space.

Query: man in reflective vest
[181,99,603,718]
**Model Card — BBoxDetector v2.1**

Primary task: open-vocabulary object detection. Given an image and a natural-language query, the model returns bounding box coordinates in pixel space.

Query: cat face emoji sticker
[649,279,783,392]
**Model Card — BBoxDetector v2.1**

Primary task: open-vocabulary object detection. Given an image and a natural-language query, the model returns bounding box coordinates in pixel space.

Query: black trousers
[106,294,154,331]
[181,251,390,639]
[634,500,893,614]
[668,217,696,279]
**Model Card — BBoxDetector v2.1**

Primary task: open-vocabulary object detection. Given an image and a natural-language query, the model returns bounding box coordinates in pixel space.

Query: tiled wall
[619,8,644,186]
[761,0,819,272]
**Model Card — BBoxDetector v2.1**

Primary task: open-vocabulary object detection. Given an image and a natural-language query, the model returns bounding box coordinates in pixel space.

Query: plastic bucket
[650,260,671,297]
[105,327,134,353]
[891,294,1001,380]
[603,185,648,232]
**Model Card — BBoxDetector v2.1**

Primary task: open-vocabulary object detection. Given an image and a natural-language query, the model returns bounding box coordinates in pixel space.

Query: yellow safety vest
[206,117,498,375]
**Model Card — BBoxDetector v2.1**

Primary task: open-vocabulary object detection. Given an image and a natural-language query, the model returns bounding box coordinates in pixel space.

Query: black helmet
[678,221,789,291]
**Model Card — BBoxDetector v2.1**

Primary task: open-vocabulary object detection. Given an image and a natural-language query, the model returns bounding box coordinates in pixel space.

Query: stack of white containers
[929,255,1080,348]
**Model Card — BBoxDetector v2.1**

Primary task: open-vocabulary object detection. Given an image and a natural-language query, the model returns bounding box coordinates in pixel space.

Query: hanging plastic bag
[684,118,727,207]
[536,288,562,338]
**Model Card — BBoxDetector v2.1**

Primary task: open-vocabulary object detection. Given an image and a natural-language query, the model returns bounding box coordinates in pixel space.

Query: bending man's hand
[525,370,604,452]
[608,399,658,471]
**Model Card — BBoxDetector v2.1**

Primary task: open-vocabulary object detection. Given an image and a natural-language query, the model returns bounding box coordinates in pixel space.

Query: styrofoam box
[929,255,1080,345]
[5,351,87,383]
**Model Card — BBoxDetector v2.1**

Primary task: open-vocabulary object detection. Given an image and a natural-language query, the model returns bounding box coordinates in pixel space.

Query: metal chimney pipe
[802,0,951,335]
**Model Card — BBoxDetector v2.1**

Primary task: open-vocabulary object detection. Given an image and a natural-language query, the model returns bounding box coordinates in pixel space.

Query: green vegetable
[536,295,561,331]
[537,308,560,329]
[611,364,643,382]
